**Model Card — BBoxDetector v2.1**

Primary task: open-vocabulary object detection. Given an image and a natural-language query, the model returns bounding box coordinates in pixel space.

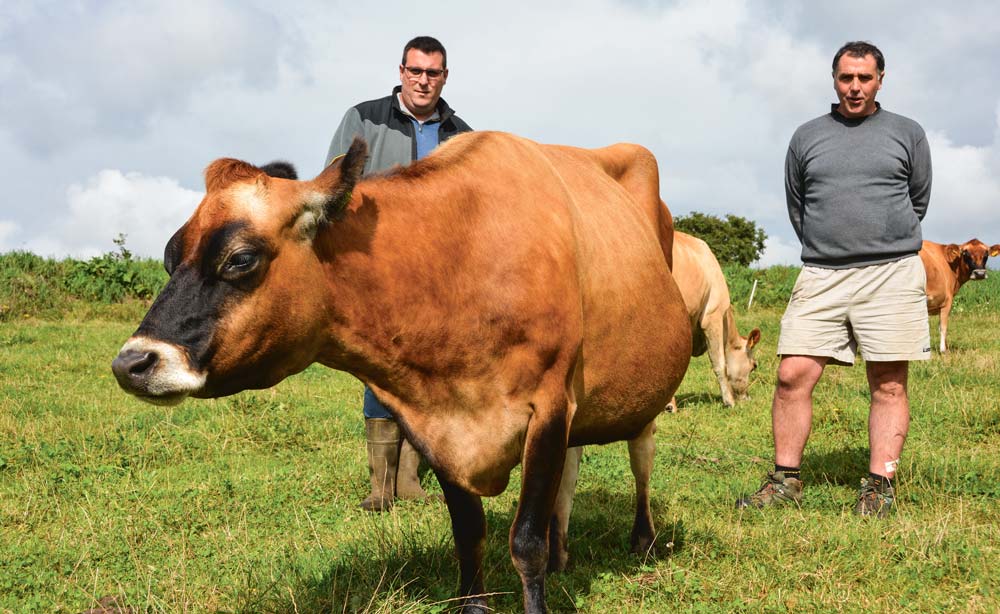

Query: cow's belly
[569,378,679,446]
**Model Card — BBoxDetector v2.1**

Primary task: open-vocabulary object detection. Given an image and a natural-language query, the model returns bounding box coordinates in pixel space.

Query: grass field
[2,273,999,613]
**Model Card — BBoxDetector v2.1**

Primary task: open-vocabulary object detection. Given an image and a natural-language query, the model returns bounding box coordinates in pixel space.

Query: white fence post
[747,279,758,310]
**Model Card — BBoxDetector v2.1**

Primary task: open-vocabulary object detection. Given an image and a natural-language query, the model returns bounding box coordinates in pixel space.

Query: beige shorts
[777,255,931,365]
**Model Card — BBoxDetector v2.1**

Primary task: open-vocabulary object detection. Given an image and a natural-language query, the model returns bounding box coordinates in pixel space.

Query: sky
[1,0,998,267]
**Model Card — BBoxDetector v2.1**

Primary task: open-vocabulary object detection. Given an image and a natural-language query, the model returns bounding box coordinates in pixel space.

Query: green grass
[2,277,999,613]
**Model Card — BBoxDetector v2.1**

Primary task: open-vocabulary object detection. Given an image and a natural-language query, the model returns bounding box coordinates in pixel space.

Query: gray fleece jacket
[325,86,472,175]
[785,103,932,268]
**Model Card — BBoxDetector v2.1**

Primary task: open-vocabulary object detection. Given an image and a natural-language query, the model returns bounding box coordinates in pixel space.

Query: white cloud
[0,220,19,251]
[11,170,203,260]
[921,117,1000,245]
[757,234,801,268]
[0,0,294,156]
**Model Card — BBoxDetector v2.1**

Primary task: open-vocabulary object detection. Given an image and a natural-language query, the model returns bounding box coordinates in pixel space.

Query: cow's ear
[990,244,1000,257]
[164,225,186,276]
[746,328,761,354]
[260,160,297,180]
[205,158,260,192]
[316,137,367,219]
[945,244,962,264]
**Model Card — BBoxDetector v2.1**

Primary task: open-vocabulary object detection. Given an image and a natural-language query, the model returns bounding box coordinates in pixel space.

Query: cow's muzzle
[112,348,158,390]
[971,268,987,280]
[111,337,206,405]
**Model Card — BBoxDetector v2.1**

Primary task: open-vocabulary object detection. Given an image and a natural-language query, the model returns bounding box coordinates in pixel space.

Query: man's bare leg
[773,355,828,467]
[865,360,909,477]
[736,354,827,509]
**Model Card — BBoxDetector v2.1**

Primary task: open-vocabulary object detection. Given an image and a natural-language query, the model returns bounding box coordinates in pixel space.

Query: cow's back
[569,143,676,270]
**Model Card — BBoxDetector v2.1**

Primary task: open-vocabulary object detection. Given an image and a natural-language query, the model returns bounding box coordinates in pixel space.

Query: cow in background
[920,239,1000,352]
[111,131,692,614]
[669,231,761,409]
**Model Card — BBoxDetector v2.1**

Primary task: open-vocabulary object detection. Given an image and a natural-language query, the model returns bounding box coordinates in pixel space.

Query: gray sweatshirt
[785,104,932,268]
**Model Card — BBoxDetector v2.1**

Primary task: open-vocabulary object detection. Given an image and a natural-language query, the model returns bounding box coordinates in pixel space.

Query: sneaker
[854,478,894,518]
[735,471,803,509]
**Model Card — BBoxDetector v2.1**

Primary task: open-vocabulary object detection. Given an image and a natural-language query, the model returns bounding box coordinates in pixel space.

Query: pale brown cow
[920,239,1000,352]
[111,131,692,614]
[670,231,761,408]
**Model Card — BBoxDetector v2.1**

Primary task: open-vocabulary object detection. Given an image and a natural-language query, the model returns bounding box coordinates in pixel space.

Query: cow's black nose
[111,349,159,390]
[971,269,987,280]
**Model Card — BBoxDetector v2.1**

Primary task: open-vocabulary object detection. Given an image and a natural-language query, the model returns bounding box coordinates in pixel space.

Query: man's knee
[775,356,825,396]
[867,361,909,397]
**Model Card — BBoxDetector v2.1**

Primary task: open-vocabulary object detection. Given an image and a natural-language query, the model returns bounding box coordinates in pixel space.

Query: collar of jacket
[391,85,456,124]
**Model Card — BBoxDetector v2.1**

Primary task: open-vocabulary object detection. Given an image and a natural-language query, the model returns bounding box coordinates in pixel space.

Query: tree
[674,212,767,267]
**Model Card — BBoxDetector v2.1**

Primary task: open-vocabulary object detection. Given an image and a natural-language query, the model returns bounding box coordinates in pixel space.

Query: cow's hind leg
[511,396,571,614]
[548,445,582,573]
[435,471,488,614]
[627,419,657,557]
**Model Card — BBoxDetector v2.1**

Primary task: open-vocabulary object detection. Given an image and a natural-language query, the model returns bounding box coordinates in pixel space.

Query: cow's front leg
[704,319,735,406]
[511,402,570,614]
[436,471,488,614]
[627,419,657,556]
[548,445,582,573]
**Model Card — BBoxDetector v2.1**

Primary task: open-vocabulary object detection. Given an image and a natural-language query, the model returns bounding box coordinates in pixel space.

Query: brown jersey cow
[111,132,691,614]
[671,231,760,408]
[920,239,1000,352]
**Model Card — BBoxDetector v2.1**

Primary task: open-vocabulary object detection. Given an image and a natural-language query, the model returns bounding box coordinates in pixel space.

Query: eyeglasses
[403,66,445,80]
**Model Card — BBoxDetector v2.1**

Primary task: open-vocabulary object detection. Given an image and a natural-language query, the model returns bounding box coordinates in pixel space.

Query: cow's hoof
[547,547,569,573]
[630,535,657,559]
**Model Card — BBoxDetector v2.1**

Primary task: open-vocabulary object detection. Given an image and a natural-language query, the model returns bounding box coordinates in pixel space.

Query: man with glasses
[325,35,472,512]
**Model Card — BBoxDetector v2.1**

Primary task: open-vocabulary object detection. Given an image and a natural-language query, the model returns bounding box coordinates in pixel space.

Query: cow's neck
[954,263,971,293]
[722,306,740,350]
[310,178,483,402]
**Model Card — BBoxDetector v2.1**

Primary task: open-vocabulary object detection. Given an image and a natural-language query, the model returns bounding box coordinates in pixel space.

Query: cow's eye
[221,249,259,278]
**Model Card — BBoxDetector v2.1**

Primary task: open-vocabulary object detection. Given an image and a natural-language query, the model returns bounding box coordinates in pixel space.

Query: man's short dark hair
[832,41,885,74]
[402,36,448,68]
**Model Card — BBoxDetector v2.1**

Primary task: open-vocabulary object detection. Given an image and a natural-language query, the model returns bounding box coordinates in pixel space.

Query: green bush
[0,252,74,320]
[2,240,998,324]
[723,264,800,311]
[675,212,767,267]
[0,236,167,321]
[63,235,166,302]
